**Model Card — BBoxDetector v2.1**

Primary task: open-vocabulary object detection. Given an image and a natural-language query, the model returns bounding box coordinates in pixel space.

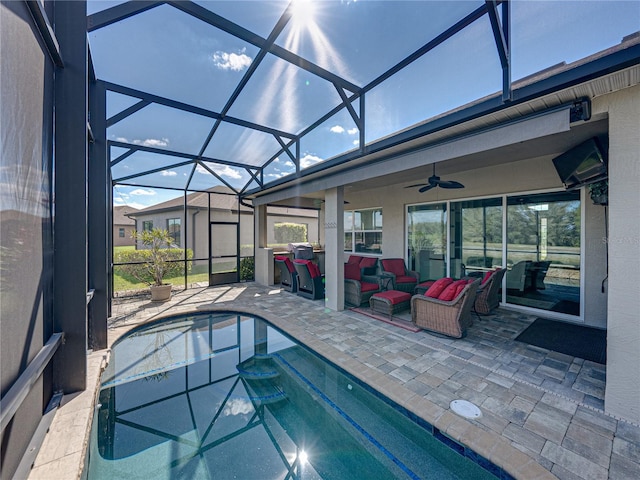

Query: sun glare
[291,0,316,28]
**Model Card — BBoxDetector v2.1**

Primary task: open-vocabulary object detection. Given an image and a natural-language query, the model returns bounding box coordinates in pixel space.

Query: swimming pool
[86,312,509,479]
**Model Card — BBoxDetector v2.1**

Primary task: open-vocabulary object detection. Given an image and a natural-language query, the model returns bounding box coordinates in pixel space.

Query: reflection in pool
[86,312,505,479]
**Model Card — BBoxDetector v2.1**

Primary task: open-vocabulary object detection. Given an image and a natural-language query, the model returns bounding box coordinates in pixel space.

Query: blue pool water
[86,312,508,479]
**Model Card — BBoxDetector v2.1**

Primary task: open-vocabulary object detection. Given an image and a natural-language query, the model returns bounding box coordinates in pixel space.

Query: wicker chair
[411,279,480,338]
[474,268,505,314]
[275,256,297,292]
[379,258,419,293]
[293,260,324,300]
[344,262,381,307]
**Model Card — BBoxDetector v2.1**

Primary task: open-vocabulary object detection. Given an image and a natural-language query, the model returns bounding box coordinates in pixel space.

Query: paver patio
[30,283,640,480]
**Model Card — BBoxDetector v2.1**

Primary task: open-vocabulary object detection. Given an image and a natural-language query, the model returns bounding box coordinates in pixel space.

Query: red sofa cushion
[481,270,494,285]
[344,263,361,281]
[425,277,453,298]
[438,279,468,301]
[381,259,405,276]
[347,255,363,265]
[361,281,379,292]
[395,275,417,285]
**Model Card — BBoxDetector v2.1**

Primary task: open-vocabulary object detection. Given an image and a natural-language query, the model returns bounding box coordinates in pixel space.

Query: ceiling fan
[405,164,464,193]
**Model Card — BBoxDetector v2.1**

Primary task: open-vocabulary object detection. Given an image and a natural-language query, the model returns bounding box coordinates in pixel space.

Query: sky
[86,0,640,210]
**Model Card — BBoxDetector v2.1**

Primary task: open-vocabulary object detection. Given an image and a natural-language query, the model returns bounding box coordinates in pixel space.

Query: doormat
[350,307,421,333]
[515,318,606,364]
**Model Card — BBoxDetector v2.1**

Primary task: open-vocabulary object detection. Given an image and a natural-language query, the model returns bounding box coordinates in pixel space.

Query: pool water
[86,312,505,479]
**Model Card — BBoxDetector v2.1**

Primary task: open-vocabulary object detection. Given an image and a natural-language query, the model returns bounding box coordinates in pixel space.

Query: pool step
[244,381,287,405]
[236,355,279,380]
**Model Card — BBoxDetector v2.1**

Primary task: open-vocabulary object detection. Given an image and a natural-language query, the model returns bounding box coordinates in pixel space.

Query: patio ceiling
[87,1,640,199]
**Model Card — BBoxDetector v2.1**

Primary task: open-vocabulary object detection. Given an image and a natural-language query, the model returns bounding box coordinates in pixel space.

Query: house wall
[113,224,136,247]
[594,84,640,424]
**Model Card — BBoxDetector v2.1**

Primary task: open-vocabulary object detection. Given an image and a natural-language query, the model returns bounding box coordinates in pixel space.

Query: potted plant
[132,228,175,302]
[589,180,608,205]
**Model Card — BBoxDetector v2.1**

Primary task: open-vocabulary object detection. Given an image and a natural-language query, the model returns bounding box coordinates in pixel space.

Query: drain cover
[450,399,482,419]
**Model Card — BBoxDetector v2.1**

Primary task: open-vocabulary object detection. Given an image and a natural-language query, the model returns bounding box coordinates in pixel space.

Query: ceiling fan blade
[405,183,429,189]
[437,180,465,189]
[419,184,436,193]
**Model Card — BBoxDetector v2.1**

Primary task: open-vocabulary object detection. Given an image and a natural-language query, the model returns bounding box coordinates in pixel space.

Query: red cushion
[373,290,411,304]
[481,270,493,285]
[276,256,295,273]
[347,255,363,265]
[344,263,361,281]
[395,275,417,284]
[425,277,453,298]
[309,262,322,278]
[359,257,377,268]
[438,279,467,301]
[417,281,435,289]
[382,259,405,276]
[360,282,379,292]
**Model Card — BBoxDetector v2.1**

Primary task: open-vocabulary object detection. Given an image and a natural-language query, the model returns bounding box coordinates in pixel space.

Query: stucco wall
[594,85,640,424]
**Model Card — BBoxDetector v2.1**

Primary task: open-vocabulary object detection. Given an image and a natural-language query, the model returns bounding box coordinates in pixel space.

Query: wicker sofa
[379,258,419,293]
[344,262,381,307]
[474,268,506,314]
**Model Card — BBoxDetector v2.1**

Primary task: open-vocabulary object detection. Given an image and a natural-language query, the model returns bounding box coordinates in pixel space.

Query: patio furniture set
[277,254,505,339]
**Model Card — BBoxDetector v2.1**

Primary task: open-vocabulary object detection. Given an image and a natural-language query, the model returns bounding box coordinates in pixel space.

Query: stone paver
[30,283,640,480]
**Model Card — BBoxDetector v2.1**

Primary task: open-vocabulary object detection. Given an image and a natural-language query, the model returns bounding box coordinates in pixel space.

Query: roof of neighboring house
[128,186,318,219]
[113,205,137,225]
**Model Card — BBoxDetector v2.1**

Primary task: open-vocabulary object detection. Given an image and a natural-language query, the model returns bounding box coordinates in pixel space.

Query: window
[167,218,181,246]
[142,221,153,231]
[118,227,125,238]
[344,208,382,254]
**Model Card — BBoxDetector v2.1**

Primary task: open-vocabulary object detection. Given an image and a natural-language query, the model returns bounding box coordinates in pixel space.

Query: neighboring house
[112,205,137,247]
[128,186,318,260]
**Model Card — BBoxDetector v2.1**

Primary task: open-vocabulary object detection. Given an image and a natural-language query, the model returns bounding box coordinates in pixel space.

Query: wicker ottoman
[369,290,411,320]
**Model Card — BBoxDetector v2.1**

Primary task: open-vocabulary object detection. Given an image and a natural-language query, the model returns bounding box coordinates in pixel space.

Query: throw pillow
[425,277,453,298]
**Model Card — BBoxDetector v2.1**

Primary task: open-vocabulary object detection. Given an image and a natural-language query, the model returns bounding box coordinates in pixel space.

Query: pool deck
[29,283,640,480]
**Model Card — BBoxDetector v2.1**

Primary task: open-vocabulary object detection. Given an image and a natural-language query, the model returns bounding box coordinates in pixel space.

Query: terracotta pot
[150,284,172,302]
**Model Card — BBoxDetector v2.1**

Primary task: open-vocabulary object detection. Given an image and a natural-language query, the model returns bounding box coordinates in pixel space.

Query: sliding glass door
[407,204,447,281]
[407,191,581,317]
[506,191,581,315]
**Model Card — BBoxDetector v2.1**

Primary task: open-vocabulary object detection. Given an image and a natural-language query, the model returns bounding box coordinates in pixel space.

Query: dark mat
[515,318,606,364]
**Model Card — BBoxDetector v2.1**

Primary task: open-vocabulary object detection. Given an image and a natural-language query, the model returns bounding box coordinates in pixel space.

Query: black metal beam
[108,140,255,171]
[87,1,165,32]
[88,78,109,350]
[25,0,63,67]
[166,1,360,93]
[486,0,511,102]
[107,99,151,127]
[103,81,295,139]
[53,0,88,393]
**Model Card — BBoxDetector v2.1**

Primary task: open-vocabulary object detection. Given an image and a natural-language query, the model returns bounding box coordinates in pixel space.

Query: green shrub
[240,256,254,281]
[274,223,307,244]
[116,228,193,285]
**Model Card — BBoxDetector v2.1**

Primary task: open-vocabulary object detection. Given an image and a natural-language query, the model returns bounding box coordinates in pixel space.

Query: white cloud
[129,188,156,196]
[300,153,323,168]
[223,398,253,416]
[284,160,295,168]
[212,48,252,72]
[347,128,358,135]
[113,136,169,148]
[196,164,242,179]
[352,139,360,146]
[330,125,345,134]
[161,170,177,177]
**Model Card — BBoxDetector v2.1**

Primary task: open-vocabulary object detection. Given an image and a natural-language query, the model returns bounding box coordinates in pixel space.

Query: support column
[88,79,108,350]
[324,187,344,311]
[254,204,273,286]
[53,0,88,392]
[602,85,640,424]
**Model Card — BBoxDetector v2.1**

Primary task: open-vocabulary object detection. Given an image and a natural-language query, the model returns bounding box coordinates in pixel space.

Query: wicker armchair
[293,260,324,300]
[379,258,419,293]
[275,256,298,292]
[344,262,381,307]
[474,268,505,314]
[411,279,480,338]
